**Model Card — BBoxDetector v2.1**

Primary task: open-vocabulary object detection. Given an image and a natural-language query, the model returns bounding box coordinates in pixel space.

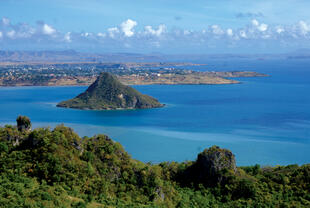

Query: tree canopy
[0,117,309,207]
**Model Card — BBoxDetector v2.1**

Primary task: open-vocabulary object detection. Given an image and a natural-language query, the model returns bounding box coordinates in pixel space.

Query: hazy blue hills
[0,50,309,63]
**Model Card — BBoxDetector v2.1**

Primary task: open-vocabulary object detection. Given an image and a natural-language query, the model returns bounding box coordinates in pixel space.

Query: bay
[0,59,310,166]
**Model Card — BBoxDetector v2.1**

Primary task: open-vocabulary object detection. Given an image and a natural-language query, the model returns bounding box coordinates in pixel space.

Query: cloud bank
[0,17,310,53]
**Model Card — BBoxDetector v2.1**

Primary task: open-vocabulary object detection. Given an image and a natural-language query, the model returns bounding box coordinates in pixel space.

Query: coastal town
[0,62,267,86]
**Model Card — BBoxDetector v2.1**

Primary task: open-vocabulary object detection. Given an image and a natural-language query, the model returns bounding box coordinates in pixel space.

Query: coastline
[0,71,268,87]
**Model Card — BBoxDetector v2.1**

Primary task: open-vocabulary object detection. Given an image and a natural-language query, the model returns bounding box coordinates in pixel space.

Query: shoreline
[0,73,268,87]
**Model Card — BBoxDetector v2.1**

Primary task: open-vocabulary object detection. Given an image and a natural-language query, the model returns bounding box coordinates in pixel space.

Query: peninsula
[57,72,164,110]
[0,62,268,86]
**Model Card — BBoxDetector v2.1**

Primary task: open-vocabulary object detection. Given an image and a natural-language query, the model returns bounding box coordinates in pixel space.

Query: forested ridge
[0,116,309,207]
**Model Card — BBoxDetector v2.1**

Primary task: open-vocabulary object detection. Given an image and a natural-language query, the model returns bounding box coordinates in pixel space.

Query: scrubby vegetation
[0,117,309,207]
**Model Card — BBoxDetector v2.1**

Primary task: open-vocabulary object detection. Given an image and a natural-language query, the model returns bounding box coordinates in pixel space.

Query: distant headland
[0,61,268,87]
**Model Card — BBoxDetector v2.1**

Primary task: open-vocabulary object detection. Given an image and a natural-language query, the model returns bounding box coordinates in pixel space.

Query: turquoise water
[0,59,310,166]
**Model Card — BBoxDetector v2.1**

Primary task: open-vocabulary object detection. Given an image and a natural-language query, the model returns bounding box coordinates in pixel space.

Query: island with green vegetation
[0,116,309,207]
[57,72,164,110]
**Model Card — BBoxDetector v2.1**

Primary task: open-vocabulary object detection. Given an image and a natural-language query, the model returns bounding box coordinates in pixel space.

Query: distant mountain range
[0,50,308,63]
[0,50,166,63]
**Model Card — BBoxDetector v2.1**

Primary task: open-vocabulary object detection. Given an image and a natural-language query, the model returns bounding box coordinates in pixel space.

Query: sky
[1,0,310,54]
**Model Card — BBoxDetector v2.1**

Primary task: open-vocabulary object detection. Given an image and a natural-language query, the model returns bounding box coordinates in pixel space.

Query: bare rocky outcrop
[196,145,237,177]
[182,145,237,186]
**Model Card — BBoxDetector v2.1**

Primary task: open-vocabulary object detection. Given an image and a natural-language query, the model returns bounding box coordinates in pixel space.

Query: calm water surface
[0,59,310,166]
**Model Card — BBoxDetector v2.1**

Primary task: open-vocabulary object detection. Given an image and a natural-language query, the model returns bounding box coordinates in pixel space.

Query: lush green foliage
[0,120,309,207]
[57,72,163,110]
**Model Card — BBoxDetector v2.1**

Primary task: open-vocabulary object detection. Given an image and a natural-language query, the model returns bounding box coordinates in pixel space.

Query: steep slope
[57,72,164,110]
[1,117,310,207]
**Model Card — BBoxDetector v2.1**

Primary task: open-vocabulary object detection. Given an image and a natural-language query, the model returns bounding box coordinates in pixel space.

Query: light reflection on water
[0,59,310,166]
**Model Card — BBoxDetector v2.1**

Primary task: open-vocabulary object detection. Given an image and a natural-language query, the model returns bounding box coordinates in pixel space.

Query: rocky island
[57,72,164,110]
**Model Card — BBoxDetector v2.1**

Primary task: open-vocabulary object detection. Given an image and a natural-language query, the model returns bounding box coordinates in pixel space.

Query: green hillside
[57,72,164,110]
[0,116,309,207]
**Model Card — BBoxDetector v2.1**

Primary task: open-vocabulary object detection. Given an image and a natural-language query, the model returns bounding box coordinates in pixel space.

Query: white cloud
[258,23,268,32]
[1,17,310,53]
[299,21,310,35]
[64,32,71,42]
[252,19,259,26]
[227,28,233,36]
[81,32,92,37]
[276,26,285,34]
[226,28,234,36]
[97,32,106,37]
[7,30,16,39]
[211,25,224,35]
[2,17,10,26]
[252,19,268,32]
[144,24,166,36]
[15,24,36,38]
[120,19,137,37]
[108,27,119,38]
[240,30,247,38]
[183,30,191,35]
[42,24,56,35]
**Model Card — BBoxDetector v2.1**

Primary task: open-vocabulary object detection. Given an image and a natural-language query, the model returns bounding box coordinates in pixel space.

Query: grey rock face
[197,145,237,176]
[194,145,237,184]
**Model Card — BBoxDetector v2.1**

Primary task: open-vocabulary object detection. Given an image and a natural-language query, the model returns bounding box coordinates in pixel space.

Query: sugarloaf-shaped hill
[57,72,164,110]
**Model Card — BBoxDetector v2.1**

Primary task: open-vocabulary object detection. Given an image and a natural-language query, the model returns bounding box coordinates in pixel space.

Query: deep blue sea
[0,59,310,166]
